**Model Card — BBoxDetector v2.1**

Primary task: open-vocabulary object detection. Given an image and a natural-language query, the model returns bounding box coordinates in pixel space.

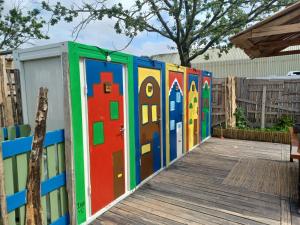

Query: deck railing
[0,126,69,225]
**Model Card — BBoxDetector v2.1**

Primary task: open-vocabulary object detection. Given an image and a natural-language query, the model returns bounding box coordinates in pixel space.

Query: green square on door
[110,101,119,120]
[93,121,104,145]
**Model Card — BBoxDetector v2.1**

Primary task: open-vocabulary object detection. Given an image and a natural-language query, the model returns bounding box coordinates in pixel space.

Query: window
[176,92,181,103]
[142,105,149,124]
[110,101,119,120]
[170,101,175,111]
[93,121,104,145]
[170,120,175,131]
[152,105,158,122]
[146,83,153,97]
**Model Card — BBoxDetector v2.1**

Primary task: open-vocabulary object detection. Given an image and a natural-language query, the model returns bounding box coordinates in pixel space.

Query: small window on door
[93,121,104,145]
[170,101,175,111]
[110,101,119,120]
[152,105,157,122]
[176,92,181,103]
[142,105,149,124]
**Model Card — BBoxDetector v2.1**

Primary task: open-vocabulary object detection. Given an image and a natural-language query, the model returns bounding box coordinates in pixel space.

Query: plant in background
[271,115,294,131]
[0,0,48,50]
[234,107,249,129]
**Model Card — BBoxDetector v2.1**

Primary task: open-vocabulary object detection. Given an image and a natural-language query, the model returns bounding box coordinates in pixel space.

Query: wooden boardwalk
[92,138,300,225]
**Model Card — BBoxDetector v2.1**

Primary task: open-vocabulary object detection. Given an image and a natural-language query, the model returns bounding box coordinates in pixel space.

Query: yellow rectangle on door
[152,105,157,122]
[141,143,151,155]
[142,105,148,124]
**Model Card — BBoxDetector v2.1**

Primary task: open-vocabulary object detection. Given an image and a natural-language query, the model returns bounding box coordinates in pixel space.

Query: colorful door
[85,59,125,214]
[202,75,211,140]
[187,74,199,150]
[138,67,161,181]
[169,71,183,161]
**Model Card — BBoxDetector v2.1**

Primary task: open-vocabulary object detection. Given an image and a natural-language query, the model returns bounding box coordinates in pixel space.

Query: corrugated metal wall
[152,48,300,78]
[193,54,300,78]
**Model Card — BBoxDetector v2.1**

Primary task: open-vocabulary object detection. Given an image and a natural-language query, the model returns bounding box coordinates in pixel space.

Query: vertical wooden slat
[13,69,23,125]
[16,125,31,225]
[47,145,60,222]
[0,130,9,225]
[57,143,68,215]
[41,149,47,225]
[261,85,267,129]
[0,57,14,126]
[4,126,16,225]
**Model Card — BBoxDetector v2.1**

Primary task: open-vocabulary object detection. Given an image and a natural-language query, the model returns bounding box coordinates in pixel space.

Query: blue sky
[6,0,176,56]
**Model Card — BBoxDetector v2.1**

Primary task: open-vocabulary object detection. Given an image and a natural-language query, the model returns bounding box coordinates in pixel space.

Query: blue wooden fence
[1,128,69,225]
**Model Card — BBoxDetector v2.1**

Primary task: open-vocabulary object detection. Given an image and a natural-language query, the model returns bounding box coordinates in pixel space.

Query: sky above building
[5,0,175,56]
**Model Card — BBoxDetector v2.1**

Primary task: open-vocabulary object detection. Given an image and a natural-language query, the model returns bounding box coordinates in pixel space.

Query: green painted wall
[67,42,136,223]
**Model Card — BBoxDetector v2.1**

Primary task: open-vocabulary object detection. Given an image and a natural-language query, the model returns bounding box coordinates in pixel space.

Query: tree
[42,0,295,66]
[0,0,48,50]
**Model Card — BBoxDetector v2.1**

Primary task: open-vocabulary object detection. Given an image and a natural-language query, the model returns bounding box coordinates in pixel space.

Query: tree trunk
[178,46,191,67]
[25,87,48,225]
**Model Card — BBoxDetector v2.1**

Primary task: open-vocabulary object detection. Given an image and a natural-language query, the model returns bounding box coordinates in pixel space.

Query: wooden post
[0,145,8,225]
[0,57,14,126]
[25,87,48,225]
[225,76,237,128]
[14,69,23,124]
[261,85,267,129]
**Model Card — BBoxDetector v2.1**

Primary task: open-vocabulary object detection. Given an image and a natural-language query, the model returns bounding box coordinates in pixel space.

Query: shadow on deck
[92,138,300,225]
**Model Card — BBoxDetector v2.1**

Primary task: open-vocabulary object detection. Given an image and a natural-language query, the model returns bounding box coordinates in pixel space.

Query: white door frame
[79,58,130,223]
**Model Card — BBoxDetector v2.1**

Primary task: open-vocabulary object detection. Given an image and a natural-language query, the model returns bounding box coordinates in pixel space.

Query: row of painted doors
[168,70,212,163]
[83,58,211,217]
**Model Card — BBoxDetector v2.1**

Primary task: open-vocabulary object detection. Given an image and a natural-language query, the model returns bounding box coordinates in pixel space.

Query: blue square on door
[176,92,181,103]
[170,101,175,111]
[170,120,175,130]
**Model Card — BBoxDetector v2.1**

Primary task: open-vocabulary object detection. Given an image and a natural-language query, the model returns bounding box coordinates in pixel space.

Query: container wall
[22,57,64,130]
[13,42,67,131]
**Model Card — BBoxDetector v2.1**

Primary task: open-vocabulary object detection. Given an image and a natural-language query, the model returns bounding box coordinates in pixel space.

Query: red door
[85,59,125,214]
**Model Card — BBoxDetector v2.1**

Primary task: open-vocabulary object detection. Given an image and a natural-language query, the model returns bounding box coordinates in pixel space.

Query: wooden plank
[281,199,292,225]
[95,138,293,224]
[261,85,266,129]
[57,143,68,215]
[13,69,23,124]
[252,23,300,38]
[47,145,60,222]
[5,126,16,225]
[0,137,9,225]
[41,149,47,225]
[237,98,300,113]
[16,152,28,225]
[0,57,14,126]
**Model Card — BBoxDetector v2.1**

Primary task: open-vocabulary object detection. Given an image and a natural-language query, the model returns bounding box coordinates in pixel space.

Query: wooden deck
[92,138,300,225]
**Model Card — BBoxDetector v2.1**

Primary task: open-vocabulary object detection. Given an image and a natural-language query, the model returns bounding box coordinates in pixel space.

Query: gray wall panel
[23,57,64,130]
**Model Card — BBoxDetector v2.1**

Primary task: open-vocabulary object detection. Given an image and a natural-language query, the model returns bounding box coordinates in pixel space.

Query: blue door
[169,71,183,161]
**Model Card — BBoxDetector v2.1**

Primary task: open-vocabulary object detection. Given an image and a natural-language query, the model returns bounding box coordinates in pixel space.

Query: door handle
[120,125,124,135]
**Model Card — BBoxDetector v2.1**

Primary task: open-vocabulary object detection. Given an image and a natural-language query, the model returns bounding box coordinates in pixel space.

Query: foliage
[234,107,248,129]
[0,0,48,50]
[42,0,295,66]
[269,115,294,131]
